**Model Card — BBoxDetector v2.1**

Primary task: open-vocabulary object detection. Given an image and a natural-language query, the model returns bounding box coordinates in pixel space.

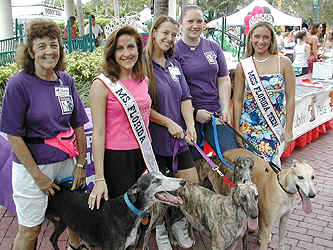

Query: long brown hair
[103,25,144,82]
[310,23,320,35]
[16,19,66,74]
[143,16,178,110]
[244,21,278,58]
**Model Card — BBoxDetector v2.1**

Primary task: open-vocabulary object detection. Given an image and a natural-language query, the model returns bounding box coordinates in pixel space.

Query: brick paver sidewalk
[1,131,333,249]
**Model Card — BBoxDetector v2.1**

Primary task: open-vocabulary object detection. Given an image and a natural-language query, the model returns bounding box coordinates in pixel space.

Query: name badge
[55,86,70,97]
[168,66,181,81]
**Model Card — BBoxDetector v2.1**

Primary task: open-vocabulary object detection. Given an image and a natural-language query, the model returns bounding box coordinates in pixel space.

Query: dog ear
[291,159,299,168]
[127,183,139,203]
[232,185,242,206]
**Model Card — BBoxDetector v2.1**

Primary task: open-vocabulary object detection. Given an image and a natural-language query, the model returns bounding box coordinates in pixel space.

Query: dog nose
[180,179,186,186]
[250,212,258,219]
[309,193,316,198]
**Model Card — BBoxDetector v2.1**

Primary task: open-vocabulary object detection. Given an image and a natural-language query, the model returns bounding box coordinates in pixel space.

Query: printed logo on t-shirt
[58,96,74,115]
[168,66,181,81]
[204,51,217,65]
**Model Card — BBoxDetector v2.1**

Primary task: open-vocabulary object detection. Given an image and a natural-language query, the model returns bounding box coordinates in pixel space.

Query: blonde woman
[233,20,296,168]
[143,16,198,249]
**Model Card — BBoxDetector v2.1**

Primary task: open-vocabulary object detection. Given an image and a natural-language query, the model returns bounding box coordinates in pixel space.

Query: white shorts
[12,158,75,227]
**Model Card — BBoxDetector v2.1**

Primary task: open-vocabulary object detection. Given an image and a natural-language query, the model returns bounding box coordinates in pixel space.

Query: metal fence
[0,19,95,66]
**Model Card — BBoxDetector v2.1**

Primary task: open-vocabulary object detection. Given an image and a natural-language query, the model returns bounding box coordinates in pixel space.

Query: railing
[63,34,95,53]
[0,51,16,66]
[205,16,246,61]
[63,17,95,53]
[0,19,97,66]
[0,24,24,66]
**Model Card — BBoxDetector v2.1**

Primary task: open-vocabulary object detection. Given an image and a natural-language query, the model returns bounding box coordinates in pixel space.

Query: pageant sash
[96,73,159,173]
[241,57,285,163]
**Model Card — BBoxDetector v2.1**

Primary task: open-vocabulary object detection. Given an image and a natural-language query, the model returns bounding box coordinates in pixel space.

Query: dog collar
[277,174,296,195]
[124,192,149,217]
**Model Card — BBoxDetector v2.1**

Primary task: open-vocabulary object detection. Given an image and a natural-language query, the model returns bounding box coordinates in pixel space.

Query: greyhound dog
[46,172,186,250]
[194,154,253,196]
[143,156,258,250]
[220,148,316,250]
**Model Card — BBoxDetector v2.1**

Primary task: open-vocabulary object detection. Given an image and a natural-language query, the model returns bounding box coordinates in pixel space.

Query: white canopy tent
[207,0,302,28]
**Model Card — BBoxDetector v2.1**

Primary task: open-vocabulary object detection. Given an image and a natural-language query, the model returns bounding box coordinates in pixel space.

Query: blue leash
[211,114,234,171]
[59,176,74,184]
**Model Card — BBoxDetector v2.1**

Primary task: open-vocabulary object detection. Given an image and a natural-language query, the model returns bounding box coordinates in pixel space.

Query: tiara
[249,13,274,28]
[244,6,274,35]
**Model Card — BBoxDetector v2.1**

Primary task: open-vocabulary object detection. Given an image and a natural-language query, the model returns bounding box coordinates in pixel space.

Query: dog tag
[141,217,149,225]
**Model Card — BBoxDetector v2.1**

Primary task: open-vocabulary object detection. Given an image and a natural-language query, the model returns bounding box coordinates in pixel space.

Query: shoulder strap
[96,73,160,173]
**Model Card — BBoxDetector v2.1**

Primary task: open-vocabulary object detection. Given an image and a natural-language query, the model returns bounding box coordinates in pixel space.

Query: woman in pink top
[88,26,151,209]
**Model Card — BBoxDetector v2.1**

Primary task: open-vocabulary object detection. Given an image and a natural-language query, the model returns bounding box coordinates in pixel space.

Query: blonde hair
[244,21,278,58]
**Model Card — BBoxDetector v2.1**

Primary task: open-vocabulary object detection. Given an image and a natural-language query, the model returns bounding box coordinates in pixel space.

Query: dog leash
[172,137,187,173]
[212,113,281,175]
[172,133,235,190]
[191,141,235,190]
[211,115,234,171]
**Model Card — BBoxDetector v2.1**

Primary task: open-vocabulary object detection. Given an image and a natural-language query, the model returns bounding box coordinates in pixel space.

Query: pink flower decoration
[244,15,251,35]
[244,6,265,35]
[252,6,264,16]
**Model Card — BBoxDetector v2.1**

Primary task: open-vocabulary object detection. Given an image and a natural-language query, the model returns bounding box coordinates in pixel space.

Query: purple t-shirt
[0,71,89,164]
[174,38,229,113]
[149,57,191,156]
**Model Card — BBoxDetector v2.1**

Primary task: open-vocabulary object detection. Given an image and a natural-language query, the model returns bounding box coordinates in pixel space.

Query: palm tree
[113,0,119,18]
[182,0,198,8]
[154,0,168,20]
[103,0,109,16]
[76,0,84,35]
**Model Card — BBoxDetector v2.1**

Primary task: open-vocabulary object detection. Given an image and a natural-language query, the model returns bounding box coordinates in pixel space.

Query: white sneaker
[156,223,172,250]
[171,217,194,248]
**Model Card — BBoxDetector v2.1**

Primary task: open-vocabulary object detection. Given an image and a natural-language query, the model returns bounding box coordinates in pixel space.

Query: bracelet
[95,178,105,182]
[76,163,86,169]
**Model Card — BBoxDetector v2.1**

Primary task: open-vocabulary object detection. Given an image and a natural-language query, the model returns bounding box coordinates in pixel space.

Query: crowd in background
[276,22,333,76]
[2,5,332,250]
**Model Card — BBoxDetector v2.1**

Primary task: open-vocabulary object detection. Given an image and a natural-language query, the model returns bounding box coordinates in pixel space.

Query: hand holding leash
[212,113,281,173]
[196,109,212,124]
[34,172,60,196]
[167,120,184,139]
[185,126,197,145]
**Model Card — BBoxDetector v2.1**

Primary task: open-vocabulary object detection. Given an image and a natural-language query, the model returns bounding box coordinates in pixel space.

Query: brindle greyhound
[205,148,316,250]
[143,156,258,250]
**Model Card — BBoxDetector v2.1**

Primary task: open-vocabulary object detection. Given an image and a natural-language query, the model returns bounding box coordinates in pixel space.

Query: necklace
[253,55,272,63]
[184,39,200,51]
